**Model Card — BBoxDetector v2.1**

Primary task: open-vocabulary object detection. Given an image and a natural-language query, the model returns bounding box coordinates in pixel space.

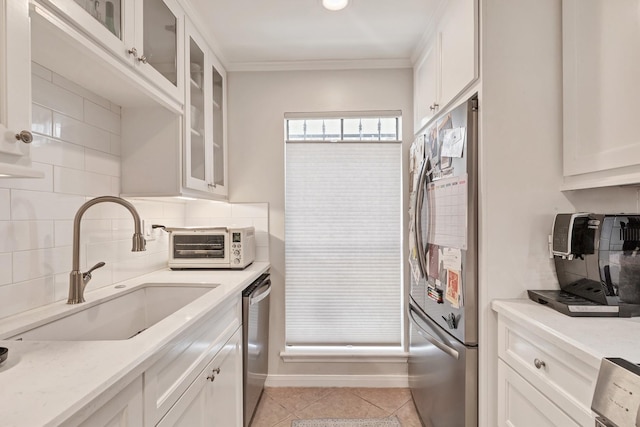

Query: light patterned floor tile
[351,388,412,413]
[264,387,335,413]
[393,399,423,427]
[293,389,390,420]
[250,394,292,427]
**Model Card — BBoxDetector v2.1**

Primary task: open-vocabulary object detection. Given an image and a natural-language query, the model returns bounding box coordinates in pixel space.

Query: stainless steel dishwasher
[242,273,271,427]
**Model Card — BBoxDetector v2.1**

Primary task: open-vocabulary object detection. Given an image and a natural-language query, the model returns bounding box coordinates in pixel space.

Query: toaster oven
[165,226,256,269]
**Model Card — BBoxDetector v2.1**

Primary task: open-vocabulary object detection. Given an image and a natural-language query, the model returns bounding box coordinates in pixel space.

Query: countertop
[492,299,640,367]
[0,262,270,427]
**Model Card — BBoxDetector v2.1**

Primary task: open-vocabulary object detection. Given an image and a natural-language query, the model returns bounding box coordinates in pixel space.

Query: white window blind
[285,141,402,346]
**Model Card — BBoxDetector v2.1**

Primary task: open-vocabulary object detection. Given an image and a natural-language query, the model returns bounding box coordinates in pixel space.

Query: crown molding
[225,58,412,72]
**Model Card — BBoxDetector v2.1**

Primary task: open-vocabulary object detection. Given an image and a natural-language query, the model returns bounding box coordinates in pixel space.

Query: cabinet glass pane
[212,66,224,187]
[143,0,177,85]
[73,0,122,38]
[189,37,205,181]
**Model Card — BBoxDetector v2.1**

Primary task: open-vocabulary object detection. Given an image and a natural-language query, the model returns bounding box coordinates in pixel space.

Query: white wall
[227,68,413,383]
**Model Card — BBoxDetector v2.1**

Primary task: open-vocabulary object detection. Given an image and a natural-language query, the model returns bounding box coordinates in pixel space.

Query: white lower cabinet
[498,360,580,427]
[158,328,242,427]
[75,377,144,427]
[496,315,597,427]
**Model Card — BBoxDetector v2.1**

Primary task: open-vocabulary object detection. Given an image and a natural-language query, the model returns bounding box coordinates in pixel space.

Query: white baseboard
[264,374,409,388]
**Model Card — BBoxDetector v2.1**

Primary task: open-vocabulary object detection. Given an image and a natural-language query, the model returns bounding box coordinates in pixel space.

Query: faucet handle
[83,262,106,281]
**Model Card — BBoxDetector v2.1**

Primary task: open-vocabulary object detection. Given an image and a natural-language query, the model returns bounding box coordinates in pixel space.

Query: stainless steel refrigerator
[408,94,478,427]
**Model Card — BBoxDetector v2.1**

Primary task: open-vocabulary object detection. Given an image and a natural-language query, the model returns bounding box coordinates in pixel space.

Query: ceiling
[186,0,441,71]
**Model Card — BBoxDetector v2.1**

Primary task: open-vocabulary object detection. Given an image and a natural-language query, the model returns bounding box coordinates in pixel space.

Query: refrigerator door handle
[249,279,272,305]
[414,157,432,279]
[409,304,459,360]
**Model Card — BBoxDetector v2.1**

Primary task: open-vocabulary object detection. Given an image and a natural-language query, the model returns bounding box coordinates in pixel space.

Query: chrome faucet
[68,196,146,304]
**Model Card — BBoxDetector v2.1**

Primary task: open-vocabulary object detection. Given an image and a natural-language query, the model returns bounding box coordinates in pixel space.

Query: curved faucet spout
[68,196,146,304]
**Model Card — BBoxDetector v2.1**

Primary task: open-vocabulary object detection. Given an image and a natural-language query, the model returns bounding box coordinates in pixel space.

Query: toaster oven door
[171,233,229,266]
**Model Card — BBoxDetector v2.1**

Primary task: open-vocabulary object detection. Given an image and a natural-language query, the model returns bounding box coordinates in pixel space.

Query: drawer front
[144,296,241,426]
[498,360,581,427]
[498,317,598,426]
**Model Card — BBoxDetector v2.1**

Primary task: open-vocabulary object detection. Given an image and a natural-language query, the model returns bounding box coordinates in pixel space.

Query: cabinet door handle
[534,358,546,369]
[206,367,221,382]
[138,55,148,64]
[15,130,33,144]
[429,103,439,111]
[127,47,138,58]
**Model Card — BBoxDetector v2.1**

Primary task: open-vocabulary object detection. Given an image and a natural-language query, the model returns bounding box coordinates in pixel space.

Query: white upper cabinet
[120,19,227,200]
[562,0,640,190]
[0,0,42,177]
[184,18,227,198]
[35,0,184,105]
[413,0,478,132]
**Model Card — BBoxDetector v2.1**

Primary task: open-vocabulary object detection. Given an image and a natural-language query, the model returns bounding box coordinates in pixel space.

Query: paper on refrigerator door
[426,174,468,250]
[440,127,465,158]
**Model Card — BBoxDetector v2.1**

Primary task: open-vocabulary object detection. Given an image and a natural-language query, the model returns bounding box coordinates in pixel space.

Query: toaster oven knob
[233,258,240,264]
[233,250,240,255]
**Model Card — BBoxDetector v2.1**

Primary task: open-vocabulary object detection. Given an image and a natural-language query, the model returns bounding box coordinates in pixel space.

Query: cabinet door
[184,21,210,193]
[497,360,581,427]
[157,329,242,427]
[438,0,478,109]
[563,0,640,179]
[134,0,184,101]
[210,60,227,196]
[414,39,439,131]
[43,0,135,64]
[77,377,143,427]
[0,0,32,156]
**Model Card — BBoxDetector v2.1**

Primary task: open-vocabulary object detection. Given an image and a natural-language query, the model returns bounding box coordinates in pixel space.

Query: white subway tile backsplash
[32,76,83,120]
[52,112,111,153]
[0,221,54,253]
[0,190,9,220]
[32,103,53,136]
[0,277,55,320]
[54,220,73,247]
[0,254,12,285]
[11,190,85,221]
[12,246,71,283]
[53,166,86,195]
[52,73,111,110]
[231,203,268,218]
[31,135,85,170]
[186,200,232,218]
[84,99,120,135]
[84,171,115,197]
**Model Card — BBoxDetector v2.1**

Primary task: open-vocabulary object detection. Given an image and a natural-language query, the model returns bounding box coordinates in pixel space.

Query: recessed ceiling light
[322,0,349,11]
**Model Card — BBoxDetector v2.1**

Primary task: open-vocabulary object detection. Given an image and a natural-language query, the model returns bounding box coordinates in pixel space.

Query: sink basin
[8,283,219,341]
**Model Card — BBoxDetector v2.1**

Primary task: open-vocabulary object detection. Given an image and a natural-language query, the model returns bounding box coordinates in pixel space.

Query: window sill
[280,346,408,363]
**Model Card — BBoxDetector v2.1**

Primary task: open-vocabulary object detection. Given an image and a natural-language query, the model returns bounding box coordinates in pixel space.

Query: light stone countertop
[0,262,270,427]
[491,299,640,367]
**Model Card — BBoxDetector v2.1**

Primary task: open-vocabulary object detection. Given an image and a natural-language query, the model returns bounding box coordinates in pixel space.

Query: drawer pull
[534,358,546,369]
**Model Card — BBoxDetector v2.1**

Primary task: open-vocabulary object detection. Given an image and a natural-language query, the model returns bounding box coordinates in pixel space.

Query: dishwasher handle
[249,278,271,305]
[409,303,459,360]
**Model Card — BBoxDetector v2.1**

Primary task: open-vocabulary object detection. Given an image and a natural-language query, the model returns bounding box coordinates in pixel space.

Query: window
[285,112,402,348]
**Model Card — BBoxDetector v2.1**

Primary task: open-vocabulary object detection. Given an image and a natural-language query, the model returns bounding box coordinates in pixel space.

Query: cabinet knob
[208,183,217,189]
[534,358,546,369]
[15,130,33,144]
[127,47,138,58]
[138,55,148,64]
[429,103,440,112]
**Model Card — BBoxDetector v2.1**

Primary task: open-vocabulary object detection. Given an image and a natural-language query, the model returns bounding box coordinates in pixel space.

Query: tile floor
[250,387,423,427]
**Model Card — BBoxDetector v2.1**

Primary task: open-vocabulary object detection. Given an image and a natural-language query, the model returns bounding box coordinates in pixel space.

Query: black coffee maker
[529,213,640,317]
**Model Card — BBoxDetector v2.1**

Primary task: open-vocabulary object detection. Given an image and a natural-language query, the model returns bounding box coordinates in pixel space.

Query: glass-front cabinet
[184,19,227,197]
[42,0,184,102]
